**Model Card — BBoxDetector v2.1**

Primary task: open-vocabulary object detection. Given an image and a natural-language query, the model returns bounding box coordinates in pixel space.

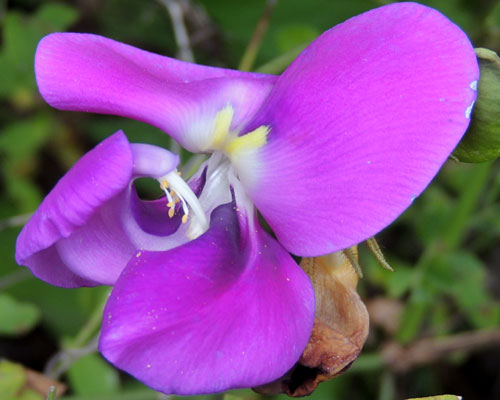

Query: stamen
[160,182,175,209]
[157,169,209,239]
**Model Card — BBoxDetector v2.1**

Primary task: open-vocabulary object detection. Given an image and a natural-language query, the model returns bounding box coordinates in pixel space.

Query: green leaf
[443,252,500,328]
[34,3,78,32]
[67,354,120,396]
[412,186,453,246]
[397,292,431,344]
[0,4,77,101]
[255,44,305,74]
[0,293,41,336]
[0,360,43,400]
[0,113,56,212]
[0,113,53,162]
[273,24,319,53]
[0,359,25,396]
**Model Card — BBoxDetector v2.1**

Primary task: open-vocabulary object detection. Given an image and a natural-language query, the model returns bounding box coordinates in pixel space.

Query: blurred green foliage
[0,360,42,400]
[1,0,500,400]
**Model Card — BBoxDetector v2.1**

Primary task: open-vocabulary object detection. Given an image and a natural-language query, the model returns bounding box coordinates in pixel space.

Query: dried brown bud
[254,248,369,397]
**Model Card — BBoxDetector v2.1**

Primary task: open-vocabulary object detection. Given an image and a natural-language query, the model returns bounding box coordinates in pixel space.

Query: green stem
[47,386,57,400]
[416,161,492,281]
[238,0,278,71]
[255,44,307,74]
[441,161,493,250]
[378,371,396,400]
[70,290,109,348]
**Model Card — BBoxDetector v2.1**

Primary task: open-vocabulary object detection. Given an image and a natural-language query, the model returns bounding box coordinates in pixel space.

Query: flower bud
[254,248,369,397]
[454,48,500,162]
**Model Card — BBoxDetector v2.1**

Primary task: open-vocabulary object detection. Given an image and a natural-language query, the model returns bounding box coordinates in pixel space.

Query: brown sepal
[254,248,369,397]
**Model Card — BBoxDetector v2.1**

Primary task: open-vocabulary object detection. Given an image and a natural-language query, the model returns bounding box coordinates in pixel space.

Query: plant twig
[44,290,109,379]
[0,212,32,231]
[0,269,32,289]
[238,0,278,71]
[44,334,100,379]
[158,0,195,62]
[383,329,500,373]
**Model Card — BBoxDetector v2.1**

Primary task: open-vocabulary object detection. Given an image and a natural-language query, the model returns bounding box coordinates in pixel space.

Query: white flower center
[156,104,269,240]
[157,169,208,239]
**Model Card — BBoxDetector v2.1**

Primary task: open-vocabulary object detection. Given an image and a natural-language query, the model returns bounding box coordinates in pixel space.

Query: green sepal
[454,48,500,162]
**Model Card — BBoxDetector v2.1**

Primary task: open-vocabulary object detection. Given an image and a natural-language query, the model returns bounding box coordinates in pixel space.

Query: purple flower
[16,3,478,395]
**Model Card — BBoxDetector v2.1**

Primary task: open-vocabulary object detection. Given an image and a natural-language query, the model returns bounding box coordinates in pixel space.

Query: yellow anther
[167,201,175,208]
[211,104,234,149]
[168,207,175,218]
[161,179,169,188]
[225,125,270,155]
[177,171,182,176]
[182,214,188,224]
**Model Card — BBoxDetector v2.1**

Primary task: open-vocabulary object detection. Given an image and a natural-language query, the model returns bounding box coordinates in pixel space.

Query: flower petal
[24,246,99,288]
[99,202,315,395]
[35,33,277,152]
[16,131,133,266]
[16,131,181,286]
[242,3,479,255]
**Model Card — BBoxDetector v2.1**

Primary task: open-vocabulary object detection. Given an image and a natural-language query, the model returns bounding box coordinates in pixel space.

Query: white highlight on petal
[465,101,475,119]
[470,80,478,91]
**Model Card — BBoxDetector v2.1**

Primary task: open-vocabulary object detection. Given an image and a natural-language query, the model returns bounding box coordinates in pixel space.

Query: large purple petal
[16,131,181,287]
[99,202,315,394]
[240,3,479,255]
[35,33,277,152]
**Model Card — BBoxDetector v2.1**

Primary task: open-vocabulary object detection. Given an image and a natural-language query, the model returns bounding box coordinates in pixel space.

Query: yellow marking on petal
[211,104,234,149]
[225,125,270,155]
